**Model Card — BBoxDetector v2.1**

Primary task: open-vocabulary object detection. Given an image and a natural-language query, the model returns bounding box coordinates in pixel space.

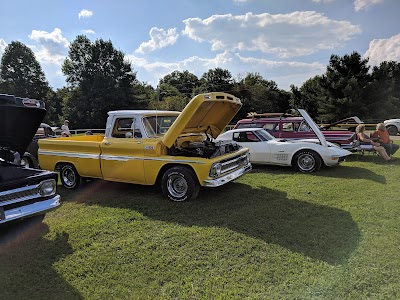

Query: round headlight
[39,179,56,197]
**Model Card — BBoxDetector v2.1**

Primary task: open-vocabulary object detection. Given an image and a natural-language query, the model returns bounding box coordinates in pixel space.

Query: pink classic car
[234,113,359,149]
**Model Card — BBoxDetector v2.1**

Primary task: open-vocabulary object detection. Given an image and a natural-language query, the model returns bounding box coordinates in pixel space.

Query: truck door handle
[104,141,111,145]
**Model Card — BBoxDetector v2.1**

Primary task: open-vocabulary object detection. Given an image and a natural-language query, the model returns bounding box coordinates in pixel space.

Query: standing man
[61,120,71,137]
[370,123,399,157]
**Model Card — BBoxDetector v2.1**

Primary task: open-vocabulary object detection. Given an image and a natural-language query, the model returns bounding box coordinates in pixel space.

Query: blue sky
[1,0,399,91]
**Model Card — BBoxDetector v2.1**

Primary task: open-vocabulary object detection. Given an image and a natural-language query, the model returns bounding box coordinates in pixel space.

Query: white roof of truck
[108,110,180,116]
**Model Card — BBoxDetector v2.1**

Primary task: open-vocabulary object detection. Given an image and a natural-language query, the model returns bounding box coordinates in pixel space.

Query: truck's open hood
[297,109,328,147]
[0,94,46,157]
[162,93,242,148]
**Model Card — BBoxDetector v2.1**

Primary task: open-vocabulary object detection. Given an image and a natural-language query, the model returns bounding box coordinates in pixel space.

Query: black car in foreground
[0,94,60,224]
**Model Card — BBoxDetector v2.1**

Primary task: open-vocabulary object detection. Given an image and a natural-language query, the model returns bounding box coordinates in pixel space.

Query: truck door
[100,117,145,183]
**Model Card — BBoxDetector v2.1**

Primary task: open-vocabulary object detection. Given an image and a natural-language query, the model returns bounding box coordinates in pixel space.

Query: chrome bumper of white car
[0,195,61,224]
[203,163,252,187]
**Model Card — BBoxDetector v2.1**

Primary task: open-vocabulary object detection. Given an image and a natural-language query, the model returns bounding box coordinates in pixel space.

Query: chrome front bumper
[0,195,61,224]
[203,163,252,187]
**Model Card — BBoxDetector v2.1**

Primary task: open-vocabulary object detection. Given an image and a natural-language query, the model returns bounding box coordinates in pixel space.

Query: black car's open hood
[0,94,46,158]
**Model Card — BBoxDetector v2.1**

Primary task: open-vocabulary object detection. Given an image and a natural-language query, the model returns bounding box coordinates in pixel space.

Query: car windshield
[143,115,178,137]
[254,129,275,141]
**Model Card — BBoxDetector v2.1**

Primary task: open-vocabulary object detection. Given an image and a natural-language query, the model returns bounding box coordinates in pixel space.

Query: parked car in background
[21,123,57,168]
[384,118,400,136]
[234,112,357,149]
[0,94,60,224]
[218,110,352,172]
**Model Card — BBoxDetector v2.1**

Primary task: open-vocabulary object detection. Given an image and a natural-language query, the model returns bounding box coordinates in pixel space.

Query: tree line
[1,36,400,129]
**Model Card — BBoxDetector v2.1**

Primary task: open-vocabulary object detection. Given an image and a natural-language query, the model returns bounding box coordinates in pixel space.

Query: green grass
[1,148,400,299]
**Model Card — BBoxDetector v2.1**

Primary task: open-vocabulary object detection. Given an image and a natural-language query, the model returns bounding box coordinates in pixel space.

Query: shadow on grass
[250,164,386,184]
[0,218,82,299]
[61,180,360,265]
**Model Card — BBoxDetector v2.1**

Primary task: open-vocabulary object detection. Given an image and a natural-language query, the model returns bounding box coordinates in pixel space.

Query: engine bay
[168,139,241,159]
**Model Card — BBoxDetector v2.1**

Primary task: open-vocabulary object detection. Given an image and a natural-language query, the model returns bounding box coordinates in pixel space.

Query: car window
[282,122,294,132]
[112,118,143,138]
[143,115,177,137]
[262,123,278,131]
[298,120,311,132]
[237,123,262,129]
[233,131,260,142]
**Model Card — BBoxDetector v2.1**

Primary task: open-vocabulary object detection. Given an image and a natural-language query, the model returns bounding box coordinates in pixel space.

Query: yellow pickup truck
[38,92,251,201]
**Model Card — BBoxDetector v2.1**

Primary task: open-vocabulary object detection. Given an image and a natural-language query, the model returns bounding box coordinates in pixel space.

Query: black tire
[60,164,82,189]
[387,125,398,136]
[20,157,33,168]
[292,150,322,173]
[161,166,200,202]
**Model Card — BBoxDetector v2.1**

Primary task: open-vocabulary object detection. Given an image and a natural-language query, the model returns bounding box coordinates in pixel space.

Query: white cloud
[0,38,6,57]
[28,28,69,65]
[182,12,361,58]
[354,0,384,12]
[78,9,93,19]
[127,51,325,90]
[135,27,179,54]
[364,34,400,66]
[82,29,96,35]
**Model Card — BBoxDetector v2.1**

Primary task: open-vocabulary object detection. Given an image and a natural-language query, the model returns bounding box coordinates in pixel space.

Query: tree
[198,68,234,93]
[62,36,139,128]
[290,76,323,120]
[159,70,199,97]
[234,72,290,121]
[0,41,62,123]
[370,61,400,119]
[319,52,372,121]
[0,41,50,100]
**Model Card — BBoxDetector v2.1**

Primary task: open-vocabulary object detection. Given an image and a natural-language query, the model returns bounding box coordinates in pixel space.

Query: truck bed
[38,134,104,178]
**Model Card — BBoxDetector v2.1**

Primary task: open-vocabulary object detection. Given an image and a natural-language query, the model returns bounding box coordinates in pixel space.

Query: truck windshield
[143,116,178,137]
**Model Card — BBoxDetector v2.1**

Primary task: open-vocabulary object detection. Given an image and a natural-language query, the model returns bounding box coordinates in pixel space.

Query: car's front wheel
[161,166,200,202]
[387,125,398,136]
[60,164,82,189]
[292,150,322,173]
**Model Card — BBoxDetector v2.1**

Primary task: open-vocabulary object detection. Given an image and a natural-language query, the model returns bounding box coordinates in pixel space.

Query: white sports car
[217,109,352,172]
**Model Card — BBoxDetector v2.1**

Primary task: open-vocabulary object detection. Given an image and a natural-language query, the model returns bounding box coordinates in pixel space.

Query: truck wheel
[292,150,322,173]
[161,167,200,202]
[60,164,82,189]
[387,125,398,136]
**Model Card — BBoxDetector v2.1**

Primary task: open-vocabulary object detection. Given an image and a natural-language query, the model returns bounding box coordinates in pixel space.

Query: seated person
[370,123,399,157]
[355,124,393,161]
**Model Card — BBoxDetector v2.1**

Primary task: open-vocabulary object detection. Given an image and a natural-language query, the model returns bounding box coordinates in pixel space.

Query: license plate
[0,207,5,221]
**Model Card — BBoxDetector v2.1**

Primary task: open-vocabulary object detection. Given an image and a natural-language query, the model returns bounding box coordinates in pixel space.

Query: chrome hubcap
[298,153,315,171]
[62,168,75,187]
[167,175,188,198]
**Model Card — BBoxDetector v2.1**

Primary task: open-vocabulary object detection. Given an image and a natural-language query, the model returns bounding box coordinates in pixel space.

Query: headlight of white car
[209,163,222,178]
[38,179,57,197]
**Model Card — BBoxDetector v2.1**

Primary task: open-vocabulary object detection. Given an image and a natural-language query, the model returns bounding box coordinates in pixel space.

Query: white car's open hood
[298,109,328,147]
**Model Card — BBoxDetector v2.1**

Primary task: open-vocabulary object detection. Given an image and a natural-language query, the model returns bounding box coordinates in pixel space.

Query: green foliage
[0,41,50,99]
[369,61,400,119]
[159,70,199,97]
[2,149,400,299]
[61,36,140,128]
[290,76,324,120]
[234,72,291,120]
[319,52,372,121]
[199,68,235,93]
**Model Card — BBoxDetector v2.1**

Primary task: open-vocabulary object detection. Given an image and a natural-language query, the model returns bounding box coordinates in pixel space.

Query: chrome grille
[0,184,42,207]
[220,153,249,175]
